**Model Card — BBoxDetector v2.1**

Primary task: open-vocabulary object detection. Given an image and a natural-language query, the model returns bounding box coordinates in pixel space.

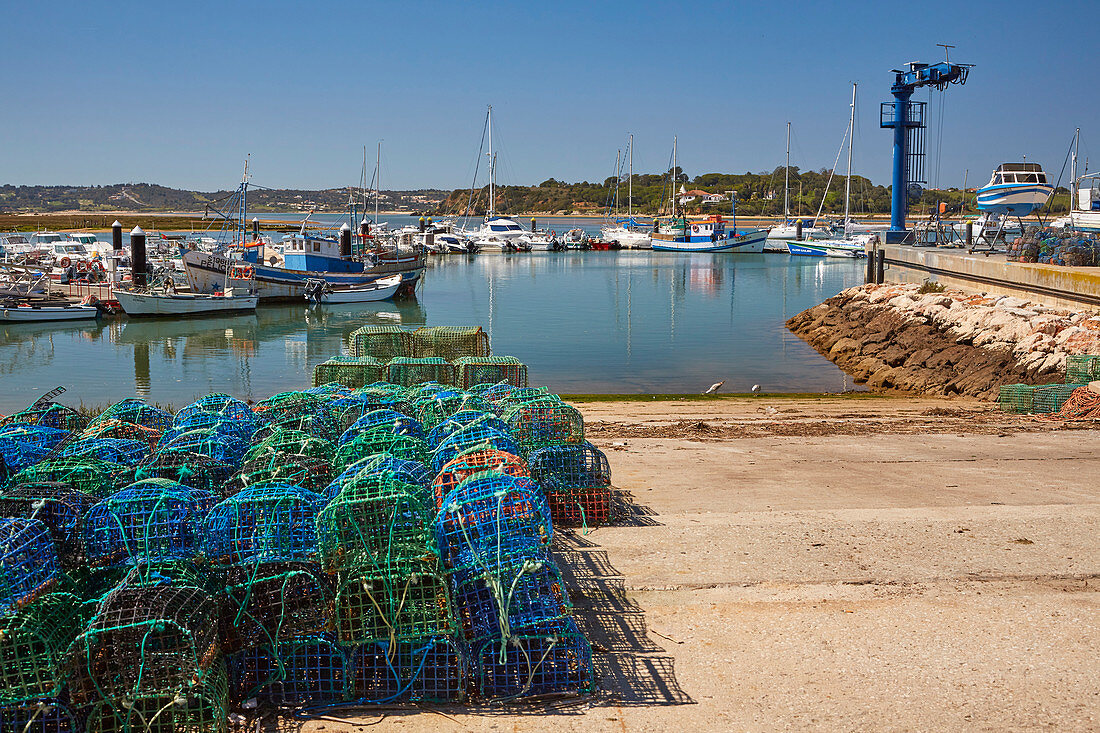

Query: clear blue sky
[3,0,1096,192]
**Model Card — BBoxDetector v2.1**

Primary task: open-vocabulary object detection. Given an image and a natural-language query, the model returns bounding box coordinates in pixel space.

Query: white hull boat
[1,304,99,322]
[304,275,402,304]
[114,289,258,317]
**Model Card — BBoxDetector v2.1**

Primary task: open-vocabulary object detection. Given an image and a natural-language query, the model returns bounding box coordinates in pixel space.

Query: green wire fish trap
[333,559,453,645]
[347,324,411,360]
[1031,384,1087,414]
[503,398,585,452]
[1066,354,1100,383]
[316,472,435,574]
[410,326,491,361]
[312,357,386,389]
[82,660,228,733]
[333,429,429,473]
[382,357,456,388]
[87,399,174,433]
[997,384,1036,414]
[12,457,131,497]
[454,356,528,390]
[0,591,84,705]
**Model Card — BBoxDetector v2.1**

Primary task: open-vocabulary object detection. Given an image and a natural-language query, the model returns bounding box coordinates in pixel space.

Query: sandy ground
[285,397,1099,732]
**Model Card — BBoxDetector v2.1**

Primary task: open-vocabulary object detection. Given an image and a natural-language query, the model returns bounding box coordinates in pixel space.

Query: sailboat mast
[844,84,856,235]
[673,136,678,217]
[614,150,621,213]
[376,142,382,224]
[487,105,494,219]
[784,122,790,221]
[628,134,633,218]
[1072,127,1080,212]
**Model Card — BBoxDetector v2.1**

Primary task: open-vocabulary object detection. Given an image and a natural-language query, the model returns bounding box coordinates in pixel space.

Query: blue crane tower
[881,60,971,243]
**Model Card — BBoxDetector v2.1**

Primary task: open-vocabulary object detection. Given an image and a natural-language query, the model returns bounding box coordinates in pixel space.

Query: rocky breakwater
[787,283,1100,400]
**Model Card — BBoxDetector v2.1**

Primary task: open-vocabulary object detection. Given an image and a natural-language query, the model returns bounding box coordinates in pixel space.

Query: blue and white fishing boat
[650,137,767,253]
[976,163,1054,215]
[183,162,422,301]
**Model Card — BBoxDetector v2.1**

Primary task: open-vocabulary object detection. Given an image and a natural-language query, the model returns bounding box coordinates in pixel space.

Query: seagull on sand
[704,381,725,395]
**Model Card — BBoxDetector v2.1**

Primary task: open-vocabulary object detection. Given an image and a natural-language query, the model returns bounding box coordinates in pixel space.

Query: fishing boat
[183,161,423,300]
[650,137,767,253]
[976,163,1054,215]
[0,303,99,322]
[303,275,402,304]
[784,84,867,259]
[114,288,259,317]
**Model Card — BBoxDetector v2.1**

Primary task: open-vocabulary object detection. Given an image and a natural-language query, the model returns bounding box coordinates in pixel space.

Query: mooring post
[130,226,147,288]
[875,249,886,284]
[252,217,259,239]
[795,219,803,241]
[340,223,352,259]
[965,221,973,248]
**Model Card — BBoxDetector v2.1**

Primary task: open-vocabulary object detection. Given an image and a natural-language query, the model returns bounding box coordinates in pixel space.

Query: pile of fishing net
[0,362,618,726]
[1007,226,1100,266]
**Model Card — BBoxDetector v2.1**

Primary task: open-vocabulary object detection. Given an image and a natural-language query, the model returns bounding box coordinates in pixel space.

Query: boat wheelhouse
[976,163,1054,215]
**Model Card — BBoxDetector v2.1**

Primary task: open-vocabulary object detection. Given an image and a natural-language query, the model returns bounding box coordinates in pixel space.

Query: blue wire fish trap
[527,441,612,489]
[163,412,256,445]
[83,479,218,568]
[203,483,323,565]
[221,562,334,653]
[0,436,51,473]
[473,619,594,701]
[0,698,83,733]
[227,634,348,708]
[431,426,523,473]
[413,391,495,432]
[175,393,258,430]
[339,410,424,446]
[59,437,150,466]
[0,518,58,613]
[435,473,552,572]
[348,636,465,704]
[426,411,508,449]
[0,424,72,452]
[0,483,95,564]
[450,559,571,643]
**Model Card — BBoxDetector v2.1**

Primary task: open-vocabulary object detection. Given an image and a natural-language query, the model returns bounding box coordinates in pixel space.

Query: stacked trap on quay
[998,354,1100,416]
[0,325,623,730]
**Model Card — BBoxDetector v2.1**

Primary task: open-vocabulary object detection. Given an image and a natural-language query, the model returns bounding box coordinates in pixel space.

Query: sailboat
[601,135,652,249]
[651,138,768,253]
[785,85,868,259]
[461,106,526,253]
[767,122,829,248]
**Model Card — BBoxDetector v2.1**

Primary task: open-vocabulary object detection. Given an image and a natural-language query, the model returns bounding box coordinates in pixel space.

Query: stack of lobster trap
[0,325,617,731]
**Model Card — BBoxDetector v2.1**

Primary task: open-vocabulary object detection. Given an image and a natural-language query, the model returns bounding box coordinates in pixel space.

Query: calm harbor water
[0,253,864,412]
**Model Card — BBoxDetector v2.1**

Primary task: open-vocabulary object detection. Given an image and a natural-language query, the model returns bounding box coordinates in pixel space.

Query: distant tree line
[435,167,1073,217]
